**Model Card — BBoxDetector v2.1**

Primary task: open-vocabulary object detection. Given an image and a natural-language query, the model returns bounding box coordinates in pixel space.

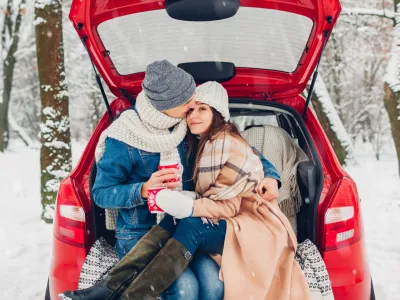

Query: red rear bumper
[325,239,371,299]
[49,238,371,299]
[49,237,87,299]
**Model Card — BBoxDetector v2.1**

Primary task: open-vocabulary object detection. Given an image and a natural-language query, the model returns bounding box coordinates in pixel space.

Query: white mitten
[180,191,197,200]
[156,190,194,219]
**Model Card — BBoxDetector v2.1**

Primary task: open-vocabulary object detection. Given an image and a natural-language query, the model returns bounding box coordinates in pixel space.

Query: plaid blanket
[195,131,264,201]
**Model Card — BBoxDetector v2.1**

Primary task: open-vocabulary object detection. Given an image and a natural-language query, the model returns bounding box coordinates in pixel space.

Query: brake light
[60,205,85,222]
[54,177,87,248]
[322,178,362,251]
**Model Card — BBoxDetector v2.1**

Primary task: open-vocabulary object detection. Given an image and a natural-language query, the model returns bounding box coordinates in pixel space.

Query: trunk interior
[89,100,324,248]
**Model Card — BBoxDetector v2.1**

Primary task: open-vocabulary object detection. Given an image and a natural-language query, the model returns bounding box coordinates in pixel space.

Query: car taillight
[54,177,87,248]
[322,177,362,251]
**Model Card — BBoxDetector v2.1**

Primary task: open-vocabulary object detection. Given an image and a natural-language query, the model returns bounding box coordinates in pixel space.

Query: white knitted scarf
[95,91,187,229]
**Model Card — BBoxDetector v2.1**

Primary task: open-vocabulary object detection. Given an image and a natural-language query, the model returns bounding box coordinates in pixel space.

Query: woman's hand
[141,168,181,198]
[257,178,279,201]
[156,190,194,219]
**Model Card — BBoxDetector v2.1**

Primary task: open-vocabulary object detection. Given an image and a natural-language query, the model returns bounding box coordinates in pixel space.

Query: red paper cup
[158,160,183,183]
[147,187,167,214]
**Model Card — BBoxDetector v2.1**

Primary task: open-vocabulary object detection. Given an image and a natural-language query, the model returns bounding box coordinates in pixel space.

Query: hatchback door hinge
[302,30,330,120]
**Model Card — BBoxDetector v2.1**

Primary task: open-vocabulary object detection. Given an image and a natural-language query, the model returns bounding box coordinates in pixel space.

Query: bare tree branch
[341,7,395,21]
[7,0,26,59]
[6,0,13,38]
[1,0,12,53]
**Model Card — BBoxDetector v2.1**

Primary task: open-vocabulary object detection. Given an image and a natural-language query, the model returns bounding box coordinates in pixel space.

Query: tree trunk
[0,43,17,151]
[383,83,400,176]
[35,0,72,223]
[0,82,11,151]
[330,32,344,119]
[311,76,353,165]
[0,0,26,151]
[337,5,400,175]
[382,0,400,177]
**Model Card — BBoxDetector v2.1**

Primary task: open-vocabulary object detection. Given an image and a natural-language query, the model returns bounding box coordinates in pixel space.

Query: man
[63,60,280,300]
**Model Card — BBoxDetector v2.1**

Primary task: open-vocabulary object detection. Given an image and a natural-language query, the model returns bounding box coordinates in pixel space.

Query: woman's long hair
[186,107,248,184]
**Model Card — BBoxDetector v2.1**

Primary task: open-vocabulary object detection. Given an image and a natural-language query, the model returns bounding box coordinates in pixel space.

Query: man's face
[162,95,197,119]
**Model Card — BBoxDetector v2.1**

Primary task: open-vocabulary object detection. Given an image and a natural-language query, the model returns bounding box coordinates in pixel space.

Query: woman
[122,81,311,300]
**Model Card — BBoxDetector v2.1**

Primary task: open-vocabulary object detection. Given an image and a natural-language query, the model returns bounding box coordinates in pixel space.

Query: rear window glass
[97,7,313,76]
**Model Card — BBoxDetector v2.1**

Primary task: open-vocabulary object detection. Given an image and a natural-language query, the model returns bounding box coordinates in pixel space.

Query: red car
[46,0,375,299]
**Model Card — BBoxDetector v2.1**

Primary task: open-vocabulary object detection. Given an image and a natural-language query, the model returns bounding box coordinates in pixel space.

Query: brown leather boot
[106,225,172,292]
[120,238,193,300]
[61,225,171,300]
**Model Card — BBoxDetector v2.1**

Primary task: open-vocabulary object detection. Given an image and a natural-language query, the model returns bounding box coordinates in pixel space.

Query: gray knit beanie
[142,60,196,111]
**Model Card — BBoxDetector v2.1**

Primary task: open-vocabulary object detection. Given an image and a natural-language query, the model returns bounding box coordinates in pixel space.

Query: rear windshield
[97,7,313,76]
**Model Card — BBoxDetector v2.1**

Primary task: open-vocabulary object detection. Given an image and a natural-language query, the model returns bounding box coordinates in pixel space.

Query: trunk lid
[69,0,341,100]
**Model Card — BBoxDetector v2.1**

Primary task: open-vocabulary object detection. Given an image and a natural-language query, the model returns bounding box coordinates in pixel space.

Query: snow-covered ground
[0,141,84,300]
[0,141,399,299]
[345,144,400,299]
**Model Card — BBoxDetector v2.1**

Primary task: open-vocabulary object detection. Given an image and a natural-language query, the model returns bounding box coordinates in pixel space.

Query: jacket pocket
[137,149,160,177]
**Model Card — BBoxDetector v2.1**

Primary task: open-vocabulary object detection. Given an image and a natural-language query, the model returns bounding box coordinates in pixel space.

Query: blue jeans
[159,215,227,255]
[159,216,226,299]
[190,252,224,300]
[116,232,224,300]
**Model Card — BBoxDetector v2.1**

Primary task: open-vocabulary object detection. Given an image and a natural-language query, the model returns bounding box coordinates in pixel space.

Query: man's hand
[257,177,279,201]
[141,168,181,198]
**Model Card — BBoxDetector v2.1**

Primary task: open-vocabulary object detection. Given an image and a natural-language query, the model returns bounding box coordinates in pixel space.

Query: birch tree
[384,2,400,176]
[35,0,71,223]
[341,3,400,176]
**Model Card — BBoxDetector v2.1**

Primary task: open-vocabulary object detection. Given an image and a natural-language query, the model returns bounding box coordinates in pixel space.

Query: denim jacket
[93,137,281,240]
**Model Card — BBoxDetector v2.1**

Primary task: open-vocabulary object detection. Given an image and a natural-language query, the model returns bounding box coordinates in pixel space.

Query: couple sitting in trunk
[62,60,310,300]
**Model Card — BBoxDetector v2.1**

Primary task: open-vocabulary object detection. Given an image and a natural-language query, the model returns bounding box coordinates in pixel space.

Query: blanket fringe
[278,173,302,217]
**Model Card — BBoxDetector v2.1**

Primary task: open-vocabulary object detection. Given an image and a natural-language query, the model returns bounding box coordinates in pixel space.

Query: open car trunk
[89,100,323,247]
[69,0,336,252]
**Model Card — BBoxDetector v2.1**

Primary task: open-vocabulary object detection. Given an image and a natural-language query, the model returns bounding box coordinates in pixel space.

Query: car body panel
[49,237,87,299]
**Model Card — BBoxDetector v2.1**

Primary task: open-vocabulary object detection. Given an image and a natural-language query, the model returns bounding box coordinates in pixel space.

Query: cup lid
[159,160,179,166]
[148,186,167,190]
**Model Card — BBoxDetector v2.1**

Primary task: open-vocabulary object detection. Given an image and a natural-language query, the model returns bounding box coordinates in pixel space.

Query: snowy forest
[0,0,399,299]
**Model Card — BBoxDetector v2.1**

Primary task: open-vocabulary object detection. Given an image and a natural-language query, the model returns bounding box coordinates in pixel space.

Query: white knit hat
[195,81,230,121]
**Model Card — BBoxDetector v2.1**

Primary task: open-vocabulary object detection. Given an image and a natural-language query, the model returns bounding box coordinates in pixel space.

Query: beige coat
[192,133,311,300]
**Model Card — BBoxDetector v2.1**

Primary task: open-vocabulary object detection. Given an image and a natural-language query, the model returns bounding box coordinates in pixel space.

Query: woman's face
[186,102,213,136]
